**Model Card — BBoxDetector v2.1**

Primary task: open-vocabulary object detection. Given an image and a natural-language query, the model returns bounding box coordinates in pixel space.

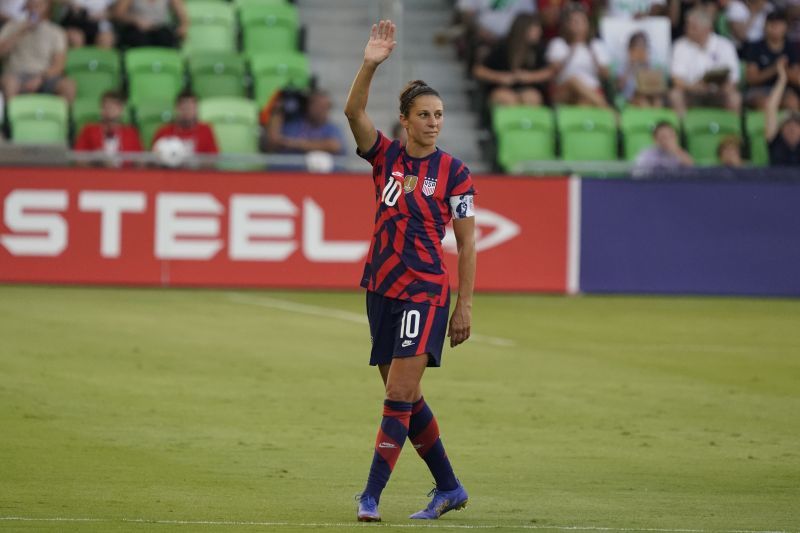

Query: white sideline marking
[0,517,792,533]
[227,293,516,348]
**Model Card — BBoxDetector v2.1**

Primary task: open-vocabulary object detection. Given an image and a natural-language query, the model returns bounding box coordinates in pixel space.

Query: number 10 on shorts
[400,310,420,339]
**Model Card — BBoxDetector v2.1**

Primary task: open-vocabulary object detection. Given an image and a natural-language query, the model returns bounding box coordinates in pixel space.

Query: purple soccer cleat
[356,493,381,522]
[409,482,469,519]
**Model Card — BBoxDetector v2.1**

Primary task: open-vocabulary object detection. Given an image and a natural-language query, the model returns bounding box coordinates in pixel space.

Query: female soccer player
[344,20,477,522]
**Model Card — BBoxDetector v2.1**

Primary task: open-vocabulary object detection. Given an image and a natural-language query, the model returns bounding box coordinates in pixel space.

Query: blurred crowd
[455,0,800,167]
[0,0,344,168]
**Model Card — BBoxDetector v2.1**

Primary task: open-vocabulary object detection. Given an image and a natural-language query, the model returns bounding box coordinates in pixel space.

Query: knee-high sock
[363,399,412,503]
[408,397,458,491]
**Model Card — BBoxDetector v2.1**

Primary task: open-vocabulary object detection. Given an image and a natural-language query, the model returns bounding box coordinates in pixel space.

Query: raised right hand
[364,20,396,67]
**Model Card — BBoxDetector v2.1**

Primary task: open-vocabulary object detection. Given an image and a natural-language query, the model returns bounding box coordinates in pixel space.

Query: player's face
[401,95,444,149]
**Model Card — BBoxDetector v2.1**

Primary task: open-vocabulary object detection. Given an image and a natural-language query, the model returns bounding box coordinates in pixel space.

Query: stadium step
[297,0,487,171]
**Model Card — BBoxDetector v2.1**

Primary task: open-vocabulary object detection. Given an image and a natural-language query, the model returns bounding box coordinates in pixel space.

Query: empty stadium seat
[620,108,680,161]
[65,47,121,101]
[683,108,741,165]
[239,2,299,56]
[557,106,618,161]
[125,47,185,106]
[134,101,175,148]
[198,96,259,155]
[492,106,555,172]
[184,1,236,54]
[188,53,247,99]
[249,52,310,105]
[8,95,69,145]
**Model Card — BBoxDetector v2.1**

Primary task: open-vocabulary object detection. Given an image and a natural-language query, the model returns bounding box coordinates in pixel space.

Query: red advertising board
[0,167,568,292]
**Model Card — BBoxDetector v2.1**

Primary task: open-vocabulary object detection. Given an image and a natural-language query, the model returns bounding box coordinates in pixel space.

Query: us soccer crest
[422,177,437,196]
[403,175,418,193]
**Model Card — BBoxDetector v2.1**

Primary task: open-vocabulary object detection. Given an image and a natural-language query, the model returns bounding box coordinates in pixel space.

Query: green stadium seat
[492,105,555,172]
[184,1,236,54]
[745,111,767,167]
[199,96,259,155]
[235,0,289,7]
[8,94,69,145]
[249,52,310,105]
[239,3,299,56]
[134,101,175,149]
[188,52,247,99]
[125,47,185,106]
[557,106,618,161]
[65,47,121,101]
[72,98,133,137]
[683,108,741,165]
[620,107,680,161]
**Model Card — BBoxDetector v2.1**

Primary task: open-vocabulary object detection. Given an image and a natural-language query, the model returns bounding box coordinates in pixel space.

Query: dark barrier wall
[580,178,800,296]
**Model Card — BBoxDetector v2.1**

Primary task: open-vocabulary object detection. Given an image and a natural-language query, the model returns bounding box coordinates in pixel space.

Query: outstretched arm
[448,216,476,348]
[766,57,788,142]
[344,20,396,153]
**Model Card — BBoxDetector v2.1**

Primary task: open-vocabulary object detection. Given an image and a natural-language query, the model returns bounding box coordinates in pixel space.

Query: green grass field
[1,286,798,533]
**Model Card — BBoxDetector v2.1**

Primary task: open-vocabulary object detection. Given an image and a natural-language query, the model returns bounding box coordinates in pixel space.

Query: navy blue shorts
[366,290,450,368]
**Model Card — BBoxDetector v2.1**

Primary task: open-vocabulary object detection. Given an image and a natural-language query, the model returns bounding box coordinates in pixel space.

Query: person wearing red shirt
[74,90,142,165]
[151,90,218,158]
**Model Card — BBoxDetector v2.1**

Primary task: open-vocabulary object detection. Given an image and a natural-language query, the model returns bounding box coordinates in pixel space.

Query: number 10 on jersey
[400,309,420,339]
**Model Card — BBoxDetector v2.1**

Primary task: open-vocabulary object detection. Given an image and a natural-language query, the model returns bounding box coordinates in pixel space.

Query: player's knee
[384,383,417,403]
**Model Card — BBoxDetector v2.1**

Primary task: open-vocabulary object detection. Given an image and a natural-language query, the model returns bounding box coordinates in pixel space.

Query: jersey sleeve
[446,161,476,199]
[356,130,392,166]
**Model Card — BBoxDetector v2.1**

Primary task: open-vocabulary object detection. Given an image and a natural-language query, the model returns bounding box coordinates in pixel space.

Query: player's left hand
[447,300,471,348]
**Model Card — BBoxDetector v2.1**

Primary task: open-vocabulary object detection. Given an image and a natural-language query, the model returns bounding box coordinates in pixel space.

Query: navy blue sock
[363,399,412,503]
[408,397,458,491]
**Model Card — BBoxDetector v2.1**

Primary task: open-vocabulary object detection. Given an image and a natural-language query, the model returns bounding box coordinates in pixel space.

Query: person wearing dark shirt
[766,58,800,165]
[472,13,552,106]
[744,10,800,111]
[152,90,218,156]
[74,90,142,165]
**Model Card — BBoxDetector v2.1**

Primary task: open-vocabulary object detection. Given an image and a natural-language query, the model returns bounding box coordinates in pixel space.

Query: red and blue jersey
[358,131,476,307]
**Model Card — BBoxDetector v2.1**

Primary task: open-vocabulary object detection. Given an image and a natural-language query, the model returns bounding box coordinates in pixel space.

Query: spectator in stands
[113,0,188,49]
[267,89,345,156]
[473,14,552,106]
[669,8,741,116]
[726,0,773,53]
[744,10,800,111]
[152,90,218,159]
[766,58,800,165]
[669,0,720,40]
[458,0,537,45]
[0,0,26,26]
[58,0,115,48]
[605,0,667,18]
[546,5,611,107]
[633,121,694,175]
[74,90,142,165]
[539,0,593,42]
[0,0,76,103]
[717,135,744,167]
[616,31,667,108]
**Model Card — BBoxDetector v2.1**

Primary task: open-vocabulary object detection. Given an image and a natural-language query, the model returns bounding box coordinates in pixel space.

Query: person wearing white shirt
[0,0,26,25]
[457,0,536,41]
[669,7,742,116]
[726,0,773,49]
[545,6,611,107]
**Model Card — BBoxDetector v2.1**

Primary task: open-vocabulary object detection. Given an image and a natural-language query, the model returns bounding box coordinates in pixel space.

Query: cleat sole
[357,516,381,522]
